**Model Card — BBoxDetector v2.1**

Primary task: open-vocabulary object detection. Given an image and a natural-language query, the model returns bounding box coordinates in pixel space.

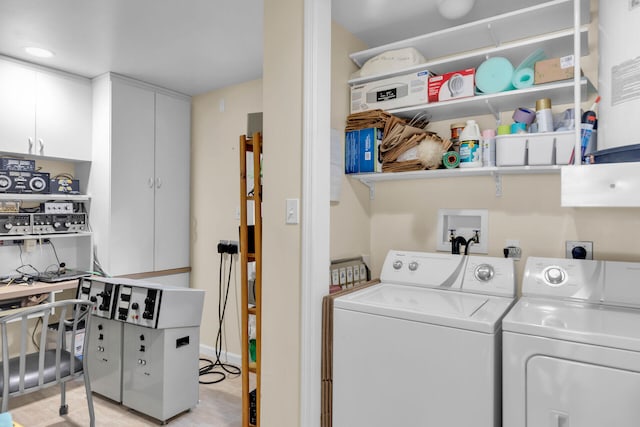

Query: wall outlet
[24,239,36,253]
[566,241,593,260]
[505,246,522,260]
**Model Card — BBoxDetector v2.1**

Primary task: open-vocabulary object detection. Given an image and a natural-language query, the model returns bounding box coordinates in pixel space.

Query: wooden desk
[0,280,79,302]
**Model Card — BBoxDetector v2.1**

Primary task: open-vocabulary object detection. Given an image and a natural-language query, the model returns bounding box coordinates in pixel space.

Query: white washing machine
[332,250,515,427]
[503,257,640,427]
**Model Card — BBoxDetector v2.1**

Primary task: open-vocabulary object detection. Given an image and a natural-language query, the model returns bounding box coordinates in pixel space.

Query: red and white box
[428,68,475,102]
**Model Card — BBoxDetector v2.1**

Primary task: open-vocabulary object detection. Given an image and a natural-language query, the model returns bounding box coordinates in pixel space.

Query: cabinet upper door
[110,79,156,275]
[35,71,92,161]
[154,92,191,270]
[0,59,36,154]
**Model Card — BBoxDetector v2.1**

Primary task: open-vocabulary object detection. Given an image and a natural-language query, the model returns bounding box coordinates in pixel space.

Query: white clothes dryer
[503,257,640,427]
[332,250,515,427]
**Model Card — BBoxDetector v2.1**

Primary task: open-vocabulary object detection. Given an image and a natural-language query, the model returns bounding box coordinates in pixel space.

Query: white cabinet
[0,56,91,161]
[89,74,190,280]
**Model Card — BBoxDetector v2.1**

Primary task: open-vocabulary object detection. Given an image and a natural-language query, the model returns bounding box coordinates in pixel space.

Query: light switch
[286,198,299,224]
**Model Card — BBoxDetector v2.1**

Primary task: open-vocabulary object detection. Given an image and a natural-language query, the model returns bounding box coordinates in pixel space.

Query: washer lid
[503,297,640,352]
[333,283,514,333]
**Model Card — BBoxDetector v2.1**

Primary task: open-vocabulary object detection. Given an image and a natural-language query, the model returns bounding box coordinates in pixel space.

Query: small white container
[496,134,527,166]
[554,130,578,165]
[482,129,496,167]
[527,133,555,165]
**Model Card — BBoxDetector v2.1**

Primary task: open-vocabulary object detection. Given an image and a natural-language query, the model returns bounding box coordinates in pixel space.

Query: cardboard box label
[428,68,475,102]
[350,70,431,113]
[345,128,383,174]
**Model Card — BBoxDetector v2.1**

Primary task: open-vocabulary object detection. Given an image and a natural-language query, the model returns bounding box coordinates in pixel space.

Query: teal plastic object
[512,67,534,89]
[512,48,547,89]
[475,57,515,94]
[0,412,12,427]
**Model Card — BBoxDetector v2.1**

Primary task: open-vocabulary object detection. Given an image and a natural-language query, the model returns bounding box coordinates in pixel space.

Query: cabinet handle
[156,177,162,189]
[148,178,154,188]
[37,139,44,155]
[28,137,34,154]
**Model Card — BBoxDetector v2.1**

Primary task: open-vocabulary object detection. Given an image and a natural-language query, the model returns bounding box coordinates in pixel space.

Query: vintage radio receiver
[0,158,36,171]
[0,213,32,235]
[32,213,87,234]
[0,171,50,194]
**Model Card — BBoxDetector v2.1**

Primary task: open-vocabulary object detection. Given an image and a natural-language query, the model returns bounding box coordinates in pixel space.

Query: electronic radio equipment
[50,178,80,194]
[0,171,50,194]
[32,213,87,233]
[0,158,36,171]
[0,213,32,234]
[41,202,74,214]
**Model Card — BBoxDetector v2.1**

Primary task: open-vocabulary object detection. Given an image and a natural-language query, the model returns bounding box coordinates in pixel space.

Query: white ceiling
[0,0,545,96]
[0,0,264,96]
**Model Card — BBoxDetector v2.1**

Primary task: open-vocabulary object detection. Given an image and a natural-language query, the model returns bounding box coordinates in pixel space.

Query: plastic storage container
[527,133,555,165]
[496,134,527,166]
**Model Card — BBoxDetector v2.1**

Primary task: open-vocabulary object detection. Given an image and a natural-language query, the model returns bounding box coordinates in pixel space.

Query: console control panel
[32,213,87,233]
[78,278,119,319]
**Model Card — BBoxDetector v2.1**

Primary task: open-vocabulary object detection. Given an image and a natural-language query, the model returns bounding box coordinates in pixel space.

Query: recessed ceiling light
[25,46,54,58]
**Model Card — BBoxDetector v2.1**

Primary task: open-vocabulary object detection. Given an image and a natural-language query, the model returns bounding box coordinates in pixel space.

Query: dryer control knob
[474,264,494,282]
[408,261,418,271]
[544,266,566,285]
[392,260,403,270]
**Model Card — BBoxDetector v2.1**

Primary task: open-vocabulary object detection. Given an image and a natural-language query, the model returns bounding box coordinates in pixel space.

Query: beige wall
[190,79,262,355]
[261,0,303,425]
[369,174,640,289]
[330,23,371,260]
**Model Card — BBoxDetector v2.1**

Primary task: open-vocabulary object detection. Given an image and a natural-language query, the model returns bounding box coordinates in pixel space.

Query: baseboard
[199,343,242,367]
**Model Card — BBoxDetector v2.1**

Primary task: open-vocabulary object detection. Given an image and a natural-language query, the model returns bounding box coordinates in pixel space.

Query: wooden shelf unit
[239,132,262,427]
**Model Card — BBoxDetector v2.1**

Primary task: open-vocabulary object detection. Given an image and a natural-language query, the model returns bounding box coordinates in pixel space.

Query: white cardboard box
[350,70,431,113]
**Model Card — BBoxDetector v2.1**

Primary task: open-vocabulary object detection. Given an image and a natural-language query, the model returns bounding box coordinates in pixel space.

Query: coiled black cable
[199,252,241,384]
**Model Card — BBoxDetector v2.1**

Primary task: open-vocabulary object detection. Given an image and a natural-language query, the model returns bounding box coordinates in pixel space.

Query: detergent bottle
[459,120,482,168]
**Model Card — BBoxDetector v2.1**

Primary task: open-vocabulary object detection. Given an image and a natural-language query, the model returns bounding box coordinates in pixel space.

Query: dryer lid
[334,283,514,333]
[502,297,640,352]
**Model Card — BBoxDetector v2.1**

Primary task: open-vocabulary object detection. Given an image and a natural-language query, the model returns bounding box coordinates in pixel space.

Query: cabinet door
[35,70,92,160]
[154,93,191,270]
[110,80,155,275]
[0,59,36,155]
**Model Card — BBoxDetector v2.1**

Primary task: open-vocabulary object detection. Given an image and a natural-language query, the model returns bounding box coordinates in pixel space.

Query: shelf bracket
[361,179,375,200]
[494,173,503,197]
[487,23,500,47]
[485,99,500,122]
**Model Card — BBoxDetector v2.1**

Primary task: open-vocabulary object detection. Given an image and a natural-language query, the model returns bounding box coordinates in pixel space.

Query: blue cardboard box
[345,128,383,174]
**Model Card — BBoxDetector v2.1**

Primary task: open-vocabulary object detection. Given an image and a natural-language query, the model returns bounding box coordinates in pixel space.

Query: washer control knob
[408,261,418,271]
[4,223,12,230]
[474,264,494,282]
[544,266,566,285]
[392,260,403,270]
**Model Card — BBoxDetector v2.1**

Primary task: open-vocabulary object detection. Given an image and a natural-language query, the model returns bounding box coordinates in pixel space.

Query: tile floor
[7,363,244,427]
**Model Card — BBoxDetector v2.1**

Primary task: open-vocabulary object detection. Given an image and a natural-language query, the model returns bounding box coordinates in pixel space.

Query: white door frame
[300,0,331,426]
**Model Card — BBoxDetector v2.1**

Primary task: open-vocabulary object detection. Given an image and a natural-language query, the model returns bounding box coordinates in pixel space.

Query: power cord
[199,249,241,384]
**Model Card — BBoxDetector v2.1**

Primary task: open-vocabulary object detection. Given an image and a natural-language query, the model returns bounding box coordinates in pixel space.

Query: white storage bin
[496,134,527,166]
[555,130,577,165]
[528,133,555,165]
[554,130,597,165]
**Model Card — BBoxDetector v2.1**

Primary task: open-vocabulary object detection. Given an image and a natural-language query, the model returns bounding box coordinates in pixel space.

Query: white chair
[0,299,95,426]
